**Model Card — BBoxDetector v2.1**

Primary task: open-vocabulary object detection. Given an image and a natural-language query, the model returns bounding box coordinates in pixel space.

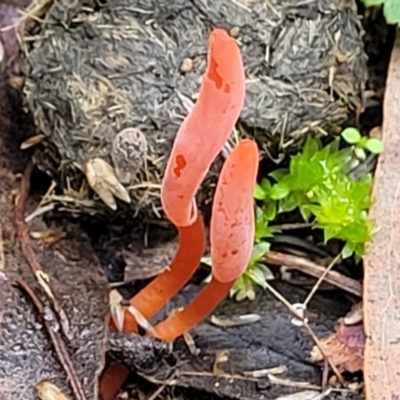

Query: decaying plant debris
[20,0,368,221]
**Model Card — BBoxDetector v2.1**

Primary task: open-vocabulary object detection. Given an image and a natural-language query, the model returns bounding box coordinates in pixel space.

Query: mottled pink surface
[0,3,26,75]
[336,321,365,358]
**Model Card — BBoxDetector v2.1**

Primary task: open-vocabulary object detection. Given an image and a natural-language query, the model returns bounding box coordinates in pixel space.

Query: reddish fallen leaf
[310,319,364,373]
[336,322,365,358]
[99,362,130,400]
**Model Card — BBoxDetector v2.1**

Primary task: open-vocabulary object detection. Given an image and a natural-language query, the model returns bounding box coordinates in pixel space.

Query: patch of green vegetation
[255,130,383,260]
[361,0,400,25]
[229,242,274,301]
[204,129,383,302]
[341,127,384,159]
[238,129,382,300]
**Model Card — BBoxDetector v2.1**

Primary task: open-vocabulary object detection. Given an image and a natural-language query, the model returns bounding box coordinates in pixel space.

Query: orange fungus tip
[210,139,259,283]
[160,28,246,227]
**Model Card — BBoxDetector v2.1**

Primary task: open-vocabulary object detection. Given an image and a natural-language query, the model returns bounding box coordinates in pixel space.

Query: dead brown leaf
[310,319,364,373]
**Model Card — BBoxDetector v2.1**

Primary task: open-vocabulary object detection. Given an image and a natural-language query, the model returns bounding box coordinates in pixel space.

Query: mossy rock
[21,0,367,221]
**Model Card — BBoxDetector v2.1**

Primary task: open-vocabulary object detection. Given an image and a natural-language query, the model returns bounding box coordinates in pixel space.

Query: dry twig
[14,163,87,399]
[263,281,345,385]
[14,162,73,339]
[265,251,361,297]
[16,278,88,400]
[303,253,342,307]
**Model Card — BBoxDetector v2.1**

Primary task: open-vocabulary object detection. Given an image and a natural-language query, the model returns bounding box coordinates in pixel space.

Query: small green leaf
[246,267,266,288]
[264,201,277,221]
[341,127,361,144]
[384,0,400,25]
[361,0,384,6]
[231,275,255,302]
[269,169,289,182]
[341,243,355,259]
[324,227,340,242]
[254,184,266,200]
[354,242,366,259]
[302,203,320,216]
[299,205,312,221]
[278,193,298,213]
[288,155,324,191]
[326,147,354,173]
[257,264,275,281]
[302,137,320,160]
[255,210,276,241]
[270,183,290,200]
[364,138,384,154]
[250,242,270,263]
[260,178,272,193]
[255,217,269,241]
[249,264,274,286]
[354,147,367,160]
[357,136,368,148]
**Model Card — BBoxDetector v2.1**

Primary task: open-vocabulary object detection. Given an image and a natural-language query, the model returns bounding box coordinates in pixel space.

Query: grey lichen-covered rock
[21,0,367,221]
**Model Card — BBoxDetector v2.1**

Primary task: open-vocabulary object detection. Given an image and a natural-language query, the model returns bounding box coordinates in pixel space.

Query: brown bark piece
[363,30,400,400]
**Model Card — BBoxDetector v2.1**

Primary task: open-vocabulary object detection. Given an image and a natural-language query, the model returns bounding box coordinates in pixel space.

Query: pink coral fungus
[151,139,258,341]
[161,28,246,227]
[211,139,259,283]
[114,28,259,343]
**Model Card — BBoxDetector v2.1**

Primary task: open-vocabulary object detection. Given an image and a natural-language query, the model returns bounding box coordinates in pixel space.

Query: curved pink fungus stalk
[210,139,258,283]
[121,214,206,331]
[118,28,259,344]
[151,140,259,341]
[161,28,246,227]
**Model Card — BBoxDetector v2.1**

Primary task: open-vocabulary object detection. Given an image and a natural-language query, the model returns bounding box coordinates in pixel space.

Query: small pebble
[36,380,70,400]
[180,57,193,73]
[230,26,240,37]
[111,127,148,184]
[369,126,382,140]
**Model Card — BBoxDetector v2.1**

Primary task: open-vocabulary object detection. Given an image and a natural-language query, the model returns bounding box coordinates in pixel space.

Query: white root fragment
[243,365,287,378]
[183,331,199,355]
[210,313,261,327]
[290,303,308,327]
[84,158,130,210]
[344,302,363,325]
[36,380,71,400]
[20,133,46,149]
[127,305,155,336]
[109,289,125,332]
